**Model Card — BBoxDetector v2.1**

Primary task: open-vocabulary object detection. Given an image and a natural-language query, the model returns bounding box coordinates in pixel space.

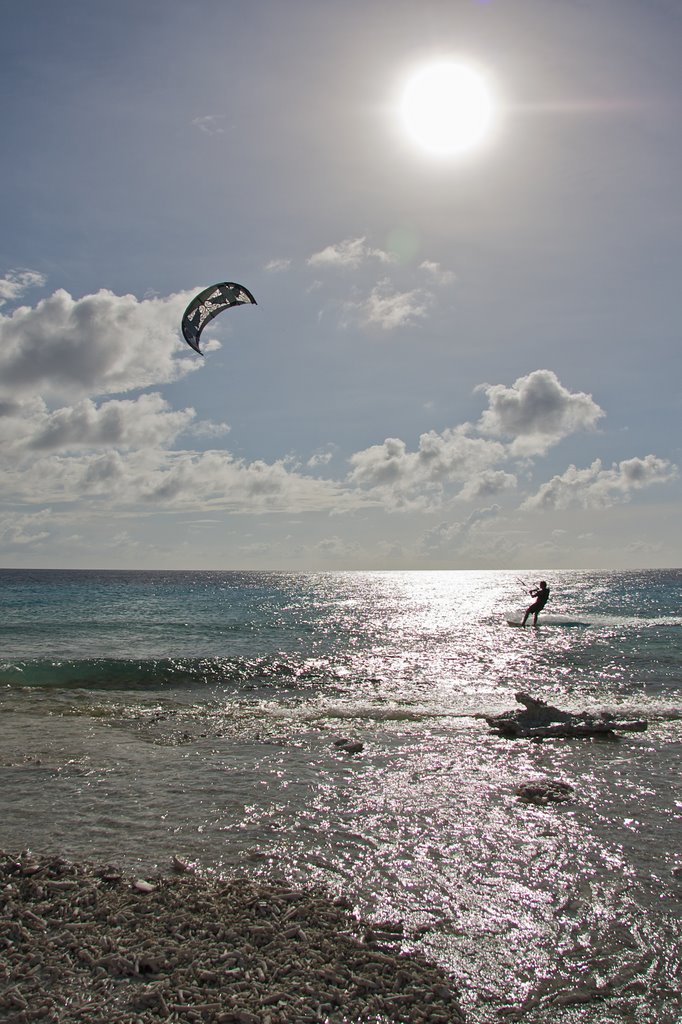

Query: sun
[400,61,495,156]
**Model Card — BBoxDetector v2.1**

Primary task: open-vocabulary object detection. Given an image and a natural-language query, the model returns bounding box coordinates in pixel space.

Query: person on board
[522,580,550,626]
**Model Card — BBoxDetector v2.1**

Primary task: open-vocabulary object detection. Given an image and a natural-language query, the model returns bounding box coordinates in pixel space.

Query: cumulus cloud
[348,428,506,509]
[456,470,517,502]
[305,238,456,333]
[141,452,357,513]
[522,455,678,511]
[1,326,676,556]
[337,279,433,332]
[186,419,231,439]
[0,268,46,306]
[27,394,195,452]
[419,504,502,554]
[358,279,432,331]
[476,369,604,454]
[0,287,196,401]
[419,260,457,285]
[308,237,393,269]
[342,369,676,518]
[0,396,46,448]
[0,509,52,546]
[2,444,352,515]
[1,394,199,460]
[307,447,335,468]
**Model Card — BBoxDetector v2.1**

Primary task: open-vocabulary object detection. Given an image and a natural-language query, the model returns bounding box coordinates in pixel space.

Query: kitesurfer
[522,580,550,627]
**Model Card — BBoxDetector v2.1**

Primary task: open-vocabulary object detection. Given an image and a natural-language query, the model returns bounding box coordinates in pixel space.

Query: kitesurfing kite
[181,282,257,355]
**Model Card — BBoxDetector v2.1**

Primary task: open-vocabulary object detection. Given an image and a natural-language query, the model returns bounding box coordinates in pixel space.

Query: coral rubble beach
[0,850,464,1024]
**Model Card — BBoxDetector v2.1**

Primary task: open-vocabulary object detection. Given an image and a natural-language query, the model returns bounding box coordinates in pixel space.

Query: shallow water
[1,568,680,1021]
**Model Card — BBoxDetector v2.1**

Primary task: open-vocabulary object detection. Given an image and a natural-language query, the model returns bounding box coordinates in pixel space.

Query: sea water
[1,568,680,1022]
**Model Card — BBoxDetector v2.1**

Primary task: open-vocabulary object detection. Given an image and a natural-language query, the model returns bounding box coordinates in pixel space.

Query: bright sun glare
[400,62,495,156]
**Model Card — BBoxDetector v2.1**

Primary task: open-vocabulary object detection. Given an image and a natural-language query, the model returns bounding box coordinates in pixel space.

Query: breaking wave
[0,654,336,692]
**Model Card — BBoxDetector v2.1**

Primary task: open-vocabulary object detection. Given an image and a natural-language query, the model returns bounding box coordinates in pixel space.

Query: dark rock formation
[486,692,648,740]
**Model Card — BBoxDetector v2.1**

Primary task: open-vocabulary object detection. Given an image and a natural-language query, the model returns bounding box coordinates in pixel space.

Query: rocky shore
[1,850,464,1024]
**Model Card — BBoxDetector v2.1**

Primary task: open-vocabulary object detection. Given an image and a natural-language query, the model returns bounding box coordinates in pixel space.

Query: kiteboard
[506,617,589,628]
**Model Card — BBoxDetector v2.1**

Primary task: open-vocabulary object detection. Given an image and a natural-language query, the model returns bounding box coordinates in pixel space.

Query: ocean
[1,568,680,1022]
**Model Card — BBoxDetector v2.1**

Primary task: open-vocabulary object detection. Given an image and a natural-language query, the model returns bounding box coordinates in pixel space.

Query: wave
[0,654,327,692]
[504,611,682,631]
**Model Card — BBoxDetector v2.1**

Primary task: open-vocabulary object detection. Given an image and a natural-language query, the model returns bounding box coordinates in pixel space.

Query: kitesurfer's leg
[523,600,538,627]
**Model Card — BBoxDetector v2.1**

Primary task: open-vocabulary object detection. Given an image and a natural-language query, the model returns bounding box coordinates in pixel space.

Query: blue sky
[1,0,680,569]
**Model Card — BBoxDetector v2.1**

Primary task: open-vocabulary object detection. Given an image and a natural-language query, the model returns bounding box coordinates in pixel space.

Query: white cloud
[625,539,663,555]
[0,396,45,447]
[0,287,196,401]
[0,268,46,307]
[314,535,362,559]
[476,369,604,455]
[306,239,450,332]
[1,394,198,460]
[342,370,678,519]
[187,419,231,439]
[191,114,225,135]
[308,237,393,269]
[348,428,506,509]
[359,279,432,331]
[1,342,675,562]
[456,470,517,502]
[238,540,274,557]
[1,444,352,515]
[139,451,357,513]
[419,260,457,285]
[522,455,678,511]
[307,447,335,468]
[0,509,52,546]
[419,504,502,554]
[264,258,292,272]
[26,394,195,452]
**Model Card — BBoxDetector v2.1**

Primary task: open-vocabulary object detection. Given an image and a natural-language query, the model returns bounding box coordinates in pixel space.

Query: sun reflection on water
[3,569,681,1022]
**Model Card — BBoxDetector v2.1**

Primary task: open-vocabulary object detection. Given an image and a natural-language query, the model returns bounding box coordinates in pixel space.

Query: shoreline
[1,849,464,1024]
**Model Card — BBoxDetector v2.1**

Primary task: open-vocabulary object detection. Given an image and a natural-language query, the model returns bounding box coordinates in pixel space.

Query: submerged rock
[515,779,574,804]
[486,692,648,740]
[333,737,364,754]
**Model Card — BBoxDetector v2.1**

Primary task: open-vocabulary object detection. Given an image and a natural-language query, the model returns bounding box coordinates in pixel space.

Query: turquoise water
[1,569,680,1022]
[2,567,681,700]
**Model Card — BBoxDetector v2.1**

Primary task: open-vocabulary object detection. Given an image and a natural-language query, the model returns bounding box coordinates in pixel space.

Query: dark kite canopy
[181,282,257,354]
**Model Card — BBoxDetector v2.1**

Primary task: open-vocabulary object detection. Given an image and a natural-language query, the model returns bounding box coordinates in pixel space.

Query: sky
[1,0,680,571]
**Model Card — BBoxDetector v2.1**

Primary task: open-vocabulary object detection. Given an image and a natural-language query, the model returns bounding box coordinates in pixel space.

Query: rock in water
[485,692,647,740]
[515,779,574,804]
